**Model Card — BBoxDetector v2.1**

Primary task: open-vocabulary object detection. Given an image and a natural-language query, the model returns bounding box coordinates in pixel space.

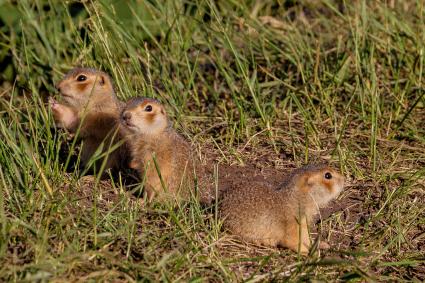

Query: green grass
[0,0,424,281]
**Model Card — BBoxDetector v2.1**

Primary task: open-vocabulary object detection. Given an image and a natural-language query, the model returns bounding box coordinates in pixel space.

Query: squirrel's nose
[122,111,132,121]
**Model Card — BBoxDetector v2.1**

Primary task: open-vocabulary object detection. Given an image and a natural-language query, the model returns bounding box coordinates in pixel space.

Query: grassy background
[0,0,424,281]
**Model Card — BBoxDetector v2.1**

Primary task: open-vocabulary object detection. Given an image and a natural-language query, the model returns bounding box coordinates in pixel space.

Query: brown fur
[145,113,155,124]
[121,97,196,202]
[135,131,194,201]
[220,164,344,254]
[50,67,128,172]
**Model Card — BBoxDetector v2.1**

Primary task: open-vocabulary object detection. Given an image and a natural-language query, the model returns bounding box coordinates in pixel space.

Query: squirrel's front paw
[49,96,58,109]
[49,97,78,131]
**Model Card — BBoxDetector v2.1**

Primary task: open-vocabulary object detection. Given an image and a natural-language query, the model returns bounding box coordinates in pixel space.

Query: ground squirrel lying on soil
[120,97,196,202]
[49,67,128,172]
[220,164,344,254]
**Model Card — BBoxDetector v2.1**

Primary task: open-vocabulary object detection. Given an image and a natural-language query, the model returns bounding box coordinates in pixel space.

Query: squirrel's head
[291,164,345,207]
[120,97,168,136]
[56,68,116,110]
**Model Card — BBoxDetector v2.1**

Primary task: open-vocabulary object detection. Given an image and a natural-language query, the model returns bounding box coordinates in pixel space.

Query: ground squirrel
[120,97,196,202]
[220,164,344,254]
[49,67,127,172]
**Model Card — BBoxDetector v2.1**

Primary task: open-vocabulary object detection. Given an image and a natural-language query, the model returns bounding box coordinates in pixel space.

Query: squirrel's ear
[99,75,106,85]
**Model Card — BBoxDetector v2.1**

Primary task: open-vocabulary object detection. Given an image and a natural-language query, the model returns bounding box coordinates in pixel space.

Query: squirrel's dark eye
[145,105,152,112]
[77,75,87,82]
[325,172,332,179]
